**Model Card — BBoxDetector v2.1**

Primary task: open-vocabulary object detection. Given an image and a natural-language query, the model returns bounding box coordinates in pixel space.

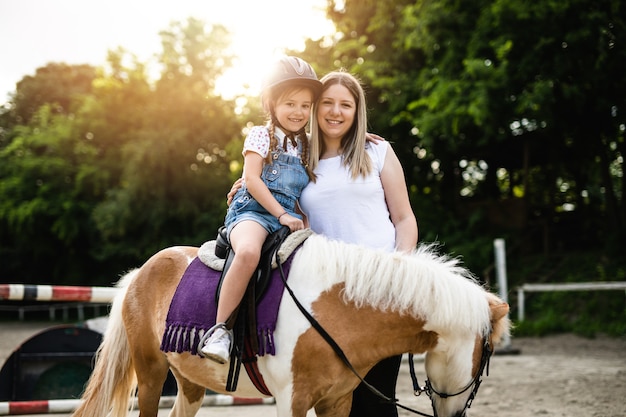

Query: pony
[72,233,510,417]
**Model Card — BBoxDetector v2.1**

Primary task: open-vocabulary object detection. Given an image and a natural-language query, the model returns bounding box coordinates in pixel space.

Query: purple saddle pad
[160,253,295,357]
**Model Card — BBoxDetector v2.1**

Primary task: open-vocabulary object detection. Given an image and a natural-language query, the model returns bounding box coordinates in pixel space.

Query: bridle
[274,231,493,417]
[410,337,493,417]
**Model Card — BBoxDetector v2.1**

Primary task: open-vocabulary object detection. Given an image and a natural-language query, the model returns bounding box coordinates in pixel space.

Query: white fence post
[494,238,512,350]
[517,286,525,321]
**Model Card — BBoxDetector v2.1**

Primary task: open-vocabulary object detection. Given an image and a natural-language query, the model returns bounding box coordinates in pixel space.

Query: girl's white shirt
[300,140,396,252]
[242,126,301,158]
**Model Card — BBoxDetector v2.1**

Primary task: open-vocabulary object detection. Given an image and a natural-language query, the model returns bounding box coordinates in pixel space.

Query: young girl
[200,56,321,364]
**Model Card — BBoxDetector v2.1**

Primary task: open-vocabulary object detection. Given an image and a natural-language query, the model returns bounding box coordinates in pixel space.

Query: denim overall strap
[262,148,308,213]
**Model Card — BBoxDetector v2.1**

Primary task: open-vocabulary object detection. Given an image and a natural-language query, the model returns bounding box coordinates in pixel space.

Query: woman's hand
[227,178,244,206]
[365,132,386,144]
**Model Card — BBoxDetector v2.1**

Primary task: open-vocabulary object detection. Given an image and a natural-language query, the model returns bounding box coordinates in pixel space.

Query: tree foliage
[0,105,102,282]
[87,19,241,263]
[3,63,97,127]
[312,0,625,269]
[0,3,624,292]
[0,19,242,284]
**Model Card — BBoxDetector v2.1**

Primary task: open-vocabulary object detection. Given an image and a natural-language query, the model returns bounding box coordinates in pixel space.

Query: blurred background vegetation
[1,0,624,336]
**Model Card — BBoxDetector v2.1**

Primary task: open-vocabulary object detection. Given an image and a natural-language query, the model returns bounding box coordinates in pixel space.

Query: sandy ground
[1,322,625,416]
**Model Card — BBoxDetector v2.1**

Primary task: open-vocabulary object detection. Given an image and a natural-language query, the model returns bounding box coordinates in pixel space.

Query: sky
[0,0,336,104]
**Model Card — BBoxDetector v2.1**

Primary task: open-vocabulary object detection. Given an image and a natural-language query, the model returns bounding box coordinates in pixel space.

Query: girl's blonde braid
[296,127,315,180]
[265,121,278,164]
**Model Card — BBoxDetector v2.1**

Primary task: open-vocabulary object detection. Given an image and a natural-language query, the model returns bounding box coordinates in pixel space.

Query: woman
[302,70,417,253]
[300,70,417,417]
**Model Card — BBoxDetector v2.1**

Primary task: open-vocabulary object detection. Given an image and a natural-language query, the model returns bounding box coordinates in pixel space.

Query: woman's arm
[295,202,310,228]
[380,145,418,252]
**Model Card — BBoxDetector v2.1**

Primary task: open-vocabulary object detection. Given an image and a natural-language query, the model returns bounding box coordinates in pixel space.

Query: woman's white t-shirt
[299,140,396,252]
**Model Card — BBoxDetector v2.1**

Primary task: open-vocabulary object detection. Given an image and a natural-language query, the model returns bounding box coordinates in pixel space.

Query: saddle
[208,226,292,393]
[214,225,289,304]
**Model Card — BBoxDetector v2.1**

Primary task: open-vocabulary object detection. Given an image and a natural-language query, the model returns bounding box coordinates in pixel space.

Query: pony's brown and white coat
[72,233,509,417]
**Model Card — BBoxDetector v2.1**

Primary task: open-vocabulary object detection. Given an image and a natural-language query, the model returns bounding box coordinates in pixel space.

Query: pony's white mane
[297,234,492,336]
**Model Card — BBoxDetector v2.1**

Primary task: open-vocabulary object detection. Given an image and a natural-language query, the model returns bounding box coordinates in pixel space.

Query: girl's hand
[278,213,304,232]
[226,178,244,206]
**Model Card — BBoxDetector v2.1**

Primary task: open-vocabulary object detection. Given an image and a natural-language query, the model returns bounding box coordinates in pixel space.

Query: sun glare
[0,0,335,105]
[211,0,335,99]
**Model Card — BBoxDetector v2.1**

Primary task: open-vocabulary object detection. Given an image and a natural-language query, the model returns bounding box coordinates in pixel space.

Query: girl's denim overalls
[225,146,309,236]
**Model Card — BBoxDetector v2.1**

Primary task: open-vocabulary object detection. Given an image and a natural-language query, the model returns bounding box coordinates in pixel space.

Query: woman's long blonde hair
[309,71,372,180]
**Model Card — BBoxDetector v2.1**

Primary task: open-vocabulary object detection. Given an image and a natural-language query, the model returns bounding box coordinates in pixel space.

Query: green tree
[89,19,242,268]
[0,19,244,284]
[0,105,104,283]
[2,63,96,127]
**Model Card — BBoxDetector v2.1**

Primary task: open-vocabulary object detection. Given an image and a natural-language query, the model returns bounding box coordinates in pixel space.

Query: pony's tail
[72,270,139,417]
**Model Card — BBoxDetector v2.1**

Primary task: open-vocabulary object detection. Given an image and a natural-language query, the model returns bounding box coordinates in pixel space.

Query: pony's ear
[487,293,509,321]
[486,294,511,345]
[489,301,509,322]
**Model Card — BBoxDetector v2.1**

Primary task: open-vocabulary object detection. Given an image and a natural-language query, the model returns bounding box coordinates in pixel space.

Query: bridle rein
[274,231,493,417]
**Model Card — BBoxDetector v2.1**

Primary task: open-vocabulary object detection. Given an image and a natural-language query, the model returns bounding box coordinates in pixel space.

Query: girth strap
[243,337,272,396]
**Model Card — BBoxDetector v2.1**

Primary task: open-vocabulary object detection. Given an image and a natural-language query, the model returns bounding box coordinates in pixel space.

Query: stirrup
[197,323,231,355]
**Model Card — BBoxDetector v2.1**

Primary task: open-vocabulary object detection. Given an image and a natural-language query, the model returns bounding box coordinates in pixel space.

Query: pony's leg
[125,290,172,415]
[167,369,205,417]
[314,394,352,417]
[124,247,196,416]
[274,394,300,417]
[275,391,351,417]
[134,352,170,417]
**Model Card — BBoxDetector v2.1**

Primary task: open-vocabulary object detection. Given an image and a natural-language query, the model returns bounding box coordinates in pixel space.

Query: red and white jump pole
[0,284,118,320]
[0,284,118,303]
[0,395,275,415]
